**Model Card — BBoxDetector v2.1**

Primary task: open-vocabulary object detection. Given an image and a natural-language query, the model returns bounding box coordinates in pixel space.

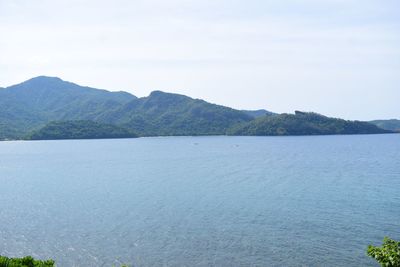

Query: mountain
[98,91,253,136]
[0,76,253,138]
[241,109,275,118]
[228,111,392,136]
[0,76,393,140]
[369,119,400,132]
[28,120,137,140]
[0,76,135,138]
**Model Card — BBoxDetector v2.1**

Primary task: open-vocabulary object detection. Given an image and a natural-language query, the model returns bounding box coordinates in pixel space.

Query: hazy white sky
[1,0,399,120]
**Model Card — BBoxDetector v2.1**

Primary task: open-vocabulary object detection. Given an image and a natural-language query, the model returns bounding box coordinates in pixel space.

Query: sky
[0,0,399,120]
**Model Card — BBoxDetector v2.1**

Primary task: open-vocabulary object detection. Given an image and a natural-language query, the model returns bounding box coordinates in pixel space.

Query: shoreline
[0,132,398,142]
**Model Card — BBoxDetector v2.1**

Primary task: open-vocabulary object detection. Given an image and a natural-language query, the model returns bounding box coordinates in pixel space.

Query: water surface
[0,135,399,266]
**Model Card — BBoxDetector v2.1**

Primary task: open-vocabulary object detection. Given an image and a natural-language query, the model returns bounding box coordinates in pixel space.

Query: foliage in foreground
[0,255,55,267]
[0,255,130,267]
[367,237,400,267]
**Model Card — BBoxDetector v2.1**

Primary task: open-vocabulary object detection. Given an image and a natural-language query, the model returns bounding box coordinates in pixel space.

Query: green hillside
[99,91,253,136]
[0,77,394,140]
[0,76,135,139]
[28,121,137,140]
[0,77,254,138]
[228,111,392,136]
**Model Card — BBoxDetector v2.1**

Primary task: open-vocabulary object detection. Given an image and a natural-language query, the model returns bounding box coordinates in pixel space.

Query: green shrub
[0,255,55,267]
[0,255,130,267]
[367,237,400,267]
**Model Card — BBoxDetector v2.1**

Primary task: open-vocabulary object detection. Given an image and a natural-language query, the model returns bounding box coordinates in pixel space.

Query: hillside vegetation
[28,121,137,140]
[228,111,391,136]
[0,77,253,138]
[99,91,253,136]
[0,76,394,139]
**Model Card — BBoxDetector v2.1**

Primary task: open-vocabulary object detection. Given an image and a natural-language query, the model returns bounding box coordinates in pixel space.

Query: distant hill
[369,119,400,132]
[0,76,135,139]
[98,91,253,136]
[0,76,394,140]
[228,111,392,136]
[0,77,253,138]
[241,109,275,118]
[28,121,137,140]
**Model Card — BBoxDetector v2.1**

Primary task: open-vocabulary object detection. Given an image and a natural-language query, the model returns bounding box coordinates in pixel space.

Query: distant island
[0,76,396,140]
[228,111,392,136]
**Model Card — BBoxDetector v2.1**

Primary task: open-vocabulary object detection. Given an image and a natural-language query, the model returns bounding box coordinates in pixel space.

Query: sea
[0,134,399,266]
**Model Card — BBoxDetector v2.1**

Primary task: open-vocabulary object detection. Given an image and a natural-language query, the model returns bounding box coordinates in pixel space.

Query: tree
[367,237,400,267]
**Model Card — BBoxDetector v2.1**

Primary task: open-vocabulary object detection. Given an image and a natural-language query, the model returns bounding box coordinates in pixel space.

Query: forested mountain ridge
[228,111,392,136]
[0,76,394,140]
[98,90,254,136]
[0,76,135,138]
[0,77,254,138]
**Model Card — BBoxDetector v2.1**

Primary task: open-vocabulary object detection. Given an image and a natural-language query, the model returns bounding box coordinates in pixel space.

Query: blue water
[0,135,399,266]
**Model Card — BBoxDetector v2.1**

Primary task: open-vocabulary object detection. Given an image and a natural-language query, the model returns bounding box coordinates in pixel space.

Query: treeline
[27,121,138,140]
[228,111,391,136]
[0,76,394,140]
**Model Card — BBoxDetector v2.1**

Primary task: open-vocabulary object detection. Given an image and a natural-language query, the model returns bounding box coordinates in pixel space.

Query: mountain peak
[25,76,64,83]
[149,90,184,97]
[16,76,68,89]
[148,90,189,99]
[30,75,62,80]
[149,90,167,96]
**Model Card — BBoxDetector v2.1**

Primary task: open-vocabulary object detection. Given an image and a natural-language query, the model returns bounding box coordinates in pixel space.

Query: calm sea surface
[0,135,399,266]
